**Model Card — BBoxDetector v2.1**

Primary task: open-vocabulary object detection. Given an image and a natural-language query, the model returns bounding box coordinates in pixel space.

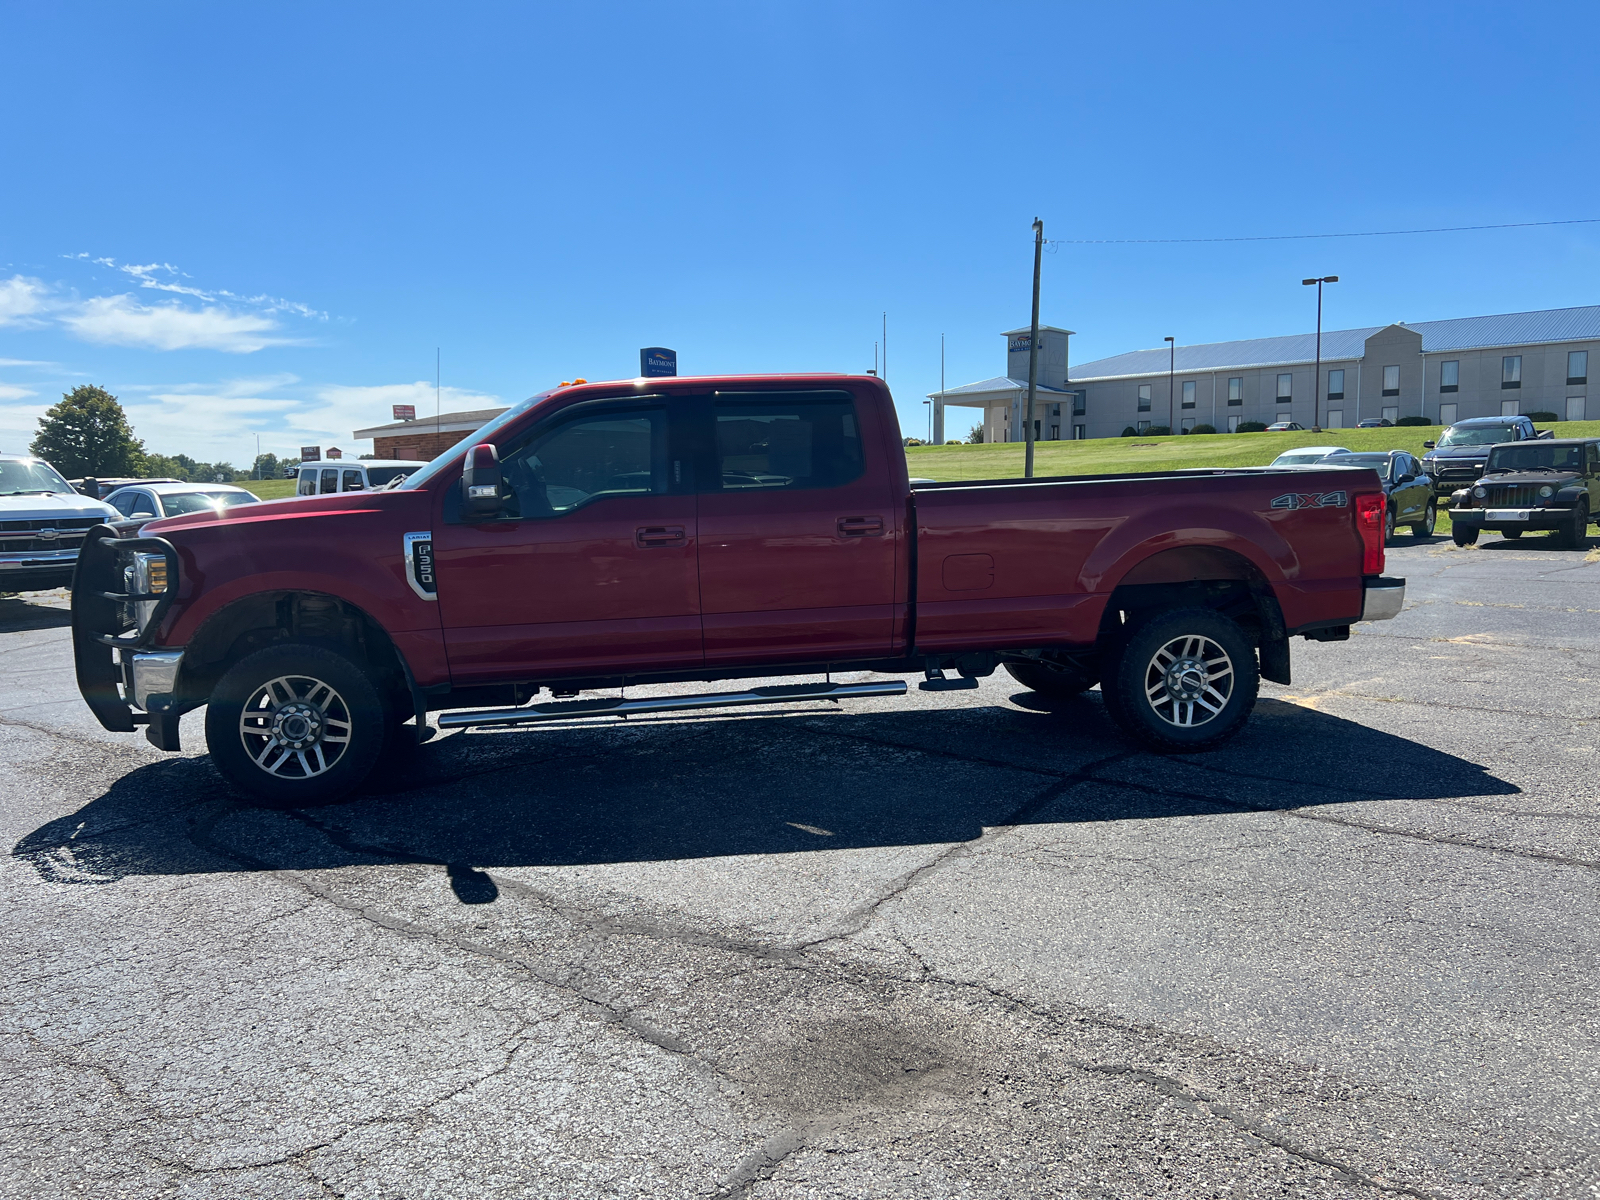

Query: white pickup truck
[0,454,119,591]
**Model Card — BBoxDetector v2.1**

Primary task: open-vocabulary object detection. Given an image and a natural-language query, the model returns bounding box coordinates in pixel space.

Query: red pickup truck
[72,375,1402,803]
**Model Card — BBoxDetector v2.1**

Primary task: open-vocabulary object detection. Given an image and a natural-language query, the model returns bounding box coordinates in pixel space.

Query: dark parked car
[1265,421,1306,431]
[1448,438,1600,547]
[1324,451,1436,540]
[1356,417,1393,428]
[1421,415,1545,496]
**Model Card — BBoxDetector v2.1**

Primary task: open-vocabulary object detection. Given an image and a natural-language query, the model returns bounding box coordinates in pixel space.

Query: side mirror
[1423,440,1436,449]
[131,511,156,520]
[1397,473,1414,484]
[460,443,504,518]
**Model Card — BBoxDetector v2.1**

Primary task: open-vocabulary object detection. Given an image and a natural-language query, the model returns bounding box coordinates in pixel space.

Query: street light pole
[1165,336,1175,432]
[1302,276,1339,431]
[1025,218,1043,478]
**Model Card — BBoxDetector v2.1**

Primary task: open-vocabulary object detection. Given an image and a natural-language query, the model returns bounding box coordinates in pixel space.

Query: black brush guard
[70,524,181,745]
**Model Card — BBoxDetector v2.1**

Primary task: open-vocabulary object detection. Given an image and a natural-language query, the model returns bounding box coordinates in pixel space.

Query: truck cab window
[297,470,317,497]
[498,406,666,519]
[713,392,863,491]
[343,469,364,491]
[320,468,339,495]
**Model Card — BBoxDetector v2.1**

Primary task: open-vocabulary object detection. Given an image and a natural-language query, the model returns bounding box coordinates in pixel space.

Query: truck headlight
[1538,485,1555,499]
[129,551,168,632]
[1472,486,1487,499]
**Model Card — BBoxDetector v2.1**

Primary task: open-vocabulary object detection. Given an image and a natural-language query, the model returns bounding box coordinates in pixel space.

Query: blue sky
[3,1,1598,460]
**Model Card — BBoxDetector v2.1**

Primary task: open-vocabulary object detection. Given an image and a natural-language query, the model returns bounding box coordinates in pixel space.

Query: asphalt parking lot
[3,532,1598,1200]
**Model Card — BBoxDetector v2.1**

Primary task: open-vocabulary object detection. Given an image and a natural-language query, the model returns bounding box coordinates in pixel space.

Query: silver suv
[0,454,119,591]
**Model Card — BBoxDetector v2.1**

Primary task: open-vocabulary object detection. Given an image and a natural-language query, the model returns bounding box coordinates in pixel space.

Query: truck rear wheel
[205,643,386,806]
[1101,607,1258,753]
[1004,657,1098,698]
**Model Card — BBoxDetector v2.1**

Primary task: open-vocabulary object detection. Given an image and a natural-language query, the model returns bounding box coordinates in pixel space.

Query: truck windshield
[1486,444,1584,472]
[1437,424,1518,447]
[364,466,421,487]
[0,459,74,496]
[397,389,561,490]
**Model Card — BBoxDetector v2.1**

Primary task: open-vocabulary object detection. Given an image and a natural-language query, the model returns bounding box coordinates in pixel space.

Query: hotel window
[1181,417,1195,432]
[1325,410,1343,429]
[1327,368,1344,400]
[1137,384,1152,412]
[1438,402,1458,426]
[1382,365,1400,397]
[1276,373,1292,401]
[1440,360,1459,393]
[1569,350,1588,386]
[1500,399,1520,416]
[1227,377,1242,406]
[1227,414,1241,432]
[1381,406,1399,423]
[1074,424,1086,440]
[1072,390,1086,416]
[1137,419,1150,433]
[1181,380,1196,409]
[1567,396,1586,422]
[1501,355,1521,388]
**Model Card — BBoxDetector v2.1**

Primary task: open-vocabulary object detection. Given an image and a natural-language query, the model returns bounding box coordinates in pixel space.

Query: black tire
[1452,526,1479,547]
[1411,501,1436,538]
[205,643,387,806]
[1560,500,1590,549]
[1101,607,1259,754]
[1004,658,1098,698]
[1384,507,1396,542]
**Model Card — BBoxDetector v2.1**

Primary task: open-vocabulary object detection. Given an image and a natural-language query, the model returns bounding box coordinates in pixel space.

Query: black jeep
[1448,438,1600,547]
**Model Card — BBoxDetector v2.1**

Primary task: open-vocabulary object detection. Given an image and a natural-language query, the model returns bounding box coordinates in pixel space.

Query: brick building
[352,407,508,461]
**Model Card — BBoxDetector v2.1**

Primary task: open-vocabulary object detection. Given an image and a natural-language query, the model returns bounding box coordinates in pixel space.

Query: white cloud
[0,402,50,456]
[122,381,302,462]
[300,381,503,447]
[0,358,54,367]
[0,276,49,327]
[61,294,296,353]
[0,383,37,402]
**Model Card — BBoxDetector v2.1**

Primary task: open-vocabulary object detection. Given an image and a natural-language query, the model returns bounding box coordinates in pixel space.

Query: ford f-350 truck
[71,375,1402,802]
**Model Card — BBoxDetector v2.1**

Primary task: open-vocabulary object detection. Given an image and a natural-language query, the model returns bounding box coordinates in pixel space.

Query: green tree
[30,385,146,477]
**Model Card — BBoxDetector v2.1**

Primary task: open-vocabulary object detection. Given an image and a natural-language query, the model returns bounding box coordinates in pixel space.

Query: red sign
[300,446,320,462]
[392,404,416,421]
[326,447,343,460]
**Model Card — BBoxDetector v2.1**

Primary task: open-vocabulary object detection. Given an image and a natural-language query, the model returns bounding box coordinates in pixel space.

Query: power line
[1047,218,1600,246]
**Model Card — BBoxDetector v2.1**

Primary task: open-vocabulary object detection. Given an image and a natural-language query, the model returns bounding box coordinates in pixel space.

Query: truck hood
[142,489,405,537]
[1426,445,1495,459]
[0,491,118,522]
[1480,470,1583,486]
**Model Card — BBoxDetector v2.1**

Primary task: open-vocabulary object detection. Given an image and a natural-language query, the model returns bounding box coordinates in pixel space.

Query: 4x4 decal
[1270,490,1349,511]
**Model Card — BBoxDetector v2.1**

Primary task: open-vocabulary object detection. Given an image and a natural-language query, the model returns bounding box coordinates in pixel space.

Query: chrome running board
[436,679,908,730]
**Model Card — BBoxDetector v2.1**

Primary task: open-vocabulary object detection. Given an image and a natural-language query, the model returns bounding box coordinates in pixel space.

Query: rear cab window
[712,391,864,492]
[297,469,317,497]
[342,469,365,491]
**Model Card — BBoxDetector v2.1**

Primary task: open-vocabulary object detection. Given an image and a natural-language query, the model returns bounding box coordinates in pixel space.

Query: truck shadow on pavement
[0,594,72,632]
[14,694,1519,893]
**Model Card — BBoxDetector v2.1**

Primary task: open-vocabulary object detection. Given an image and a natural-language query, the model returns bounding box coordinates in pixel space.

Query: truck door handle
[636,525,686,548]
[837,516,884,537]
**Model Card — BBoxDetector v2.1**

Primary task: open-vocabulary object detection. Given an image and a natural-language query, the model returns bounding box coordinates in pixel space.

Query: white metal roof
[1067,305,1600,382]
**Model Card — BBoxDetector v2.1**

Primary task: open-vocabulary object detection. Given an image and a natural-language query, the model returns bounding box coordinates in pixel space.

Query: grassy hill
[237,478,297,500]
[905,420,1600,481]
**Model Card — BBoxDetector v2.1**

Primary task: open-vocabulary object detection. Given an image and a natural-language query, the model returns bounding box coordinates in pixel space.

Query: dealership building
[933,305,1600,441]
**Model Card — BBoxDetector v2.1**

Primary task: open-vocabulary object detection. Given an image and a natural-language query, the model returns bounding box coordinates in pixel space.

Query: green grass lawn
[905,420,1600,481]
[237,478,297,500]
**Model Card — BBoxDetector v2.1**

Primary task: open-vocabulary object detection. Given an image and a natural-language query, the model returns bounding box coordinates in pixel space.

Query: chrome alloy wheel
[1142,634,1235,728]
[238,674,353,779]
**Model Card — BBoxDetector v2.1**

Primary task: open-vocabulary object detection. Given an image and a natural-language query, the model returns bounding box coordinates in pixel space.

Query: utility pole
[1165,336,1176,432]
[937,333,945,444]
[436,347,441,433]
[882,312,887,384]
[1302,276,1339,431]
[1025,218,1043,478]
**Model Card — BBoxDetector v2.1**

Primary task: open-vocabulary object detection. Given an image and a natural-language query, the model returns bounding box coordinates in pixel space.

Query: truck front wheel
[205,643,386,805]
[1101,608,1259,753]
